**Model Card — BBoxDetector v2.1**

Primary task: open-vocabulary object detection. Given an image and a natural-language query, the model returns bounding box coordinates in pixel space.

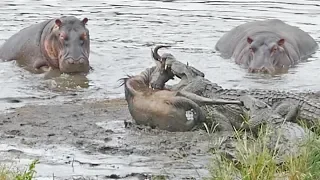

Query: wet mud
[0,99,213,180]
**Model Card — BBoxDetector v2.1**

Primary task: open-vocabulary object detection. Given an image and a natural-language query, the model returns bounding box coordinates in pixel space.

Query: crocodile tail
[170,96,206,128]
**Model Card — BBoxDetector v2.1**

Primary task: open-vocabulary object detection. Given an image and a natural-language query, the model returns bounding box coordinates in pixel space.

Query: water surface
[0,0,319,108]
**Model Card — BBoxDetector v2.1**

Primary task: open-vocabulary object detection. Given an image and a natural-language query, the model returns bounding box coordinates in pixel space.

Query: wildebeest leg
[170,96,206,129]
[176,90,243,106]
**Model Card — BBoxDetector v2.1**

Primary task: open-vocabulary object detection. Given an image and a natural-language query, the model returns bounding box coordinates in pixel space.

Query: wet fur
[119,76,205,132]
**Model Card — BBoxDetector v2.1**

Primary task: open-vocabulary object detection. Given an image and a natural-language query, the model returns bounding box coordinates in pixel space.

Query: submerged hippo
[215,19,319,74]
[0,16,90,74]
[121,46,243,132]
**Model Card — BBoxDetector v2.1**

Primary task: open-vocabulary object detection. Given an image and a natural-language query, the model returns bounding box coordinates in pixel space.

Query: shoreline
[0,98,211,179]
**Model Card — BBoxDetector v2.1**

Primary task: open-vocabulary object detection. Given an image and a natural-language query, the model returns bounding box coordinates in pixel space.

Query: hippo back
[0,20,52,63]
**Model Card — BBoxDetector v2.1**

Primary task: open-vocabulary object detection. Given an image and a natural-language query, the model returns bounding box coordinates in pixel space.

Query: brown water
[0,0,319,110]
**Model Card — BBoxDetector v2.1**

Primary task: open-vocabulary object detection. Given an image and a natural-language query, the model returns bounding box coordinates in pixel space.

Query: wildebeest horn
[151,45,171,61]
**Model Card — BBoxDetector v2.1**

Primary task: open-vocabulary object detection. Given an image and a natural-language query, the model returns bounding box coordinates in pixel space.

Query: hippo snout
[59,57,90,73]
[66,57,87,64]
[248,66,275,74]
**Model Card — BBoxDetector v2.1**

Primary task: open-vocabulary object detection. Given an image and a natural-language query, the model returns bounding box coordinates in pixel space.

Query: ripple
[0,0,319,108]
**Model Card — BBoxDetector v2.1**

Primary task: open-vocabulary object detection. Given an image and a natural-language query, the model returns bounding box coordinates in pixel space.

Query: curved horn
[151,45,171,61]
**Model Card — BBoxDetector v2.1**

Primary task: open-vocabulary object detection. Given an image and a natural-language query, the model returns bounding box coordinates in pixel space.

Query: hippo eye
[59,34,67,41]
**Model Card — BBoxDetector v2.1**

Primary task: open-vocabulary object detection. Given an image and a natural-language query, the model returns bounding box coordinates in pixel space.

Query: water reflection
[43,73,90,92]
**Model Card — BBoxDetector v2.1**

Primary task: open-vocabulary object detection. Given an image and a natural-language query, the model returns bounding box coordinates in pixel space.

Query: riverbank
[0,98,212,180]
[1,97,320,180]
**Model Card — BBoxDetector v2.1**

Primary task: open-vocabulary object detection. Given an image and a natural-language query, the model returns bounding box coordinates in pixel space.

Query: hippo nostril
[259,67,269,73]
[248,68,255,73]
[79,58,85,64]
[67,59,75,64]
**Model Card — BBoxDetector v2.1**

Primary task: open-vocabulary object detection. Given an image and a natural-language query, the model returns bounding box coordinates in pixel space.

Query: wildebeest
[120,45,243,132]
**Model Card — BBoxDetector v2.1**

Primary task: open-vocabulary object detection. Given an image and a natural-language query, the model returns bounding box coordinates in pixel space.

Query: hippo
[215,19,319,74]
[0,16,90,74]
[120,45,243,132]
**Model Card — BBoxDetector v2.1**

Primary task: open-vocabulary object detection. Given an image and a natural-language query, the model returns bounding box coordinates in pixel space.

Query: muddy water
[0,0,319,110]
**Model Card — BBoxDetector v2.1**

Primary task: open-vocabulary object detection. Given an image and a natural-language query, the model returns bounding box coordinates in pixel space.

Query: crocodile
[149,45,318,164]
[151,46,320,129]
[158,53,320,130]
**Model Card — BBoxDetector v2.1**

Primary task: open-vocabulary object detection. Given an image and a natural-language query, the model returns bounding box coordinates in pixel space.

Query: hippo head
[243,36,292,74]
[149,45,175,89]
[44,17,90,74]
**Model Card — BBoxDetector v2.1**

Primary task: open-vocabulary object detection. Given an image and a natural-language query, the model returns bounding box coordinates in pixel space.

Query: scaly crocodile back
[203,84,320,127]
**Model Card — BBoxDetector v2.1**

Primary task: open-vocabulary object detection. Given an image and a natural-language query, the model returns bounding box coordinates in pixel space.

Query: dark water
[0,0,319,107]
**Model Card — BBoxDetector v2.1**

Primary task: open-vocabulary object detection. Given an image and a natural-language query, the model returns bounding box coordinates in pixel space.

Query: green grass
[0,160,39,180]
[205,120,320,180]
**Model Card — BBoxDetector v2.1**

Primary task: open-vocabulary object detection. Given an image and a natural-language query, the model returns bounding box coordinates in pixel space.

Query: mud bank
[0,98,213,180]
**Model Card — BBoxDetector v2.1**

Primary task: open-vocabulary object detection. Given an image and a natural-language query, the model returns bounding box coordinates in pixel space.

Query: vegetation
[205,120,320,180]
[0,160,39,180]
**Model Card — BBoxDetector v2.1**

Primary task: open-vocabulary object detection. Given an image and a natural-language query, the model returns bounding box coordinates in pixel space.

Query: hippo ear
[82,18,88,25]
[277,39,285,46]
[55,19,62,27]
[247,37,253,44]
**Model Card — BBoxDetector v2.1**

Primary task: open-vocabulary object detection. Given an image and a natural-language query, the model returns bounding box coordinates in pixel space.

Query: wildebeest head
[44,16,90,74]
[239,35,292,74]
[150,45,175,89]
